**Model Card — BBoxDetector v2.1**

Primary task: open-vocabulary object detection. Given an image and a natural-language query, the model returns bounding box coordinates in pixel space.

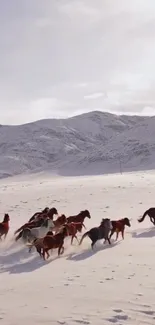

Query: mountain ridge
[0,111,154,179]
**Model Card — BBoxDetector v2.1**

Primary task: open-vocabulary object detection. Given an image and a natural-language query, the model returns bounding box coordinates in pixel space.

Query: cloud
[1,0,155,124]
[84,92,105,100]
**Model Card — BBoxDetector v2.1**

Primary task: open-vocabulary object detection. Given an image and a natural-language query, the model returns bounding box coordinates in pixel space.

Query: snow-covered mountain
[0,111,154,178]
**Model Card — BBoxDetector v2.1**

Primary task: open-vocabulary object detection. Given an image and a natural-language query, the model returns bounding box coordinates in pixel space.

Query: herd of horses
[0,206,155,261]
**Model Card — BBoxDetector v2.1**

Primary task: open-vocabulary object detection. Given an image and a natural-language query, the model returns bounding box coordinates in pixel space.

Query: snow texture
[0,170,155,324]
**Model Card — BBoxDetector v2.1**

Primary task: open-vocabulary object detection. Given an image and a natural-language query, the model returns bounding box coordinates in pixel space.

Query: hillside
[0,111,154,178]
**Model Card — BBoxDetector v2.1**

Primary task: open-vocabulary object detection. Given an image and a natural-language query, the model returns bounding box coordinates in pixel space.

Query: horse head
[42,207,49,214]
[80,210,91,219]
[3,213,10,223]
[124,217,131,227]
[47,207,58,220]
[59,214,67,224]
[100,218,112,230]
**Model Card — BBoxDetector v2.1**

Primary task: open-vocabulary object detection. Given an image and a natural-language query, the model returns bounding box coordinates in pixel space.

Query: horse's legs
[43,248,49,260]
[116,230,119,241]
[46,250,50,259]
[4,231,8,240]
[58,244,64,256]
[150,217,154,224]
[121,229,124,240]
[109,230,115,239]
[71,234,79,245]
[91,240,96,250]
[107,237,111,245]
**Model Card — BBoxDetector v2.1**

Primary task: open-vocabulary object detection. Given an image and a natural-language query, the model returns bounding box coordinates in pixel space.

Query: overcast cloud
[1,0,155,124]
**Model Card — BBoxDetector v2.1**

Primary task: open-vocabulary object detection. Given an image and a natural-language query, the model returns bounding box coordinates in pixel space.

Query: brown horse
[29,224,70,260]
[108,217,131,241]
[138,208,155,225]
[42,224,70,260]
[66,210,91,228]
[0,214,10,240]
[53,214,67,231]
[63,221,85,244]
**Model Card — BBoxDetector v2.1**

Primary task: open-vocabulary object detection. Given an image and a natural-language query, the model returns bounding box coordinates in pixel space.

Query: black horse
[138,208,155,225]
[79,218,112,249]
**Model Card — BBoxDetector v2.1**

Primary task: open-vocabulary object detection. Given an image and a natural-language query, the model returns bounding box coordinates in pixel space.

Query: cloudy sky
[1,0,155,124]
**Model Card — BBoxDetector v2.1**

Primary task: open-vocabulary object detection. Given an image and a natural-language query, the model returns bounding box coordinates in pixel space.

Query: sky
[1,0,155,124]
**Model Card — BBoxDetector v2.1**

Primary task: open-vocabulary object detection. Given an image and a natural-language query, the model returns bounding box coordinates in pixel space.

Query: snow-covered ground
[0,170,155,325]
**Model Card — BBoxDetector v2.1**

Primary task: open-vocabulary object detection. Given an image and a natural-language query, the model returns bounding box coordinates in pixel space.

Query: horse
[0,214,10,240]
[47,207,58,220]
[53,214,67,233]
[29,207,58,222]
[138,208,155,225]
[28,224,70,259]
[15,217,45,235]
[108,217,131,241]
[14,217,46,241]
[79,218,112,249]
[62,221,85,245]
[28,207,49,222]
[26,215,66,253]
[66,210,91,228]
[20,218,55,244]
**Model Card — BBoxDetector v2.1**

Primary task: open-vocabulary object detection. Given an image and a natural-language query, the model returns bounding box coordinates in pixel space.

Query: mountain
[0,111,154,179]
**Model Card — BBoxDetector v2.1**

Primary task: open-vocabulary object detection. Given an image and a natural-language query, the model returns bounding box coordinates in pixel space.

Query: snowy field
[0,170,155,325]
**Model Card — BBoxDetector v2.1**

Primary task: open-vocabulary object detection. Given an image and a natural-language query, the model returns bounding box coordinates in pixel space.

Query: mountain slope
[0,111,154,178]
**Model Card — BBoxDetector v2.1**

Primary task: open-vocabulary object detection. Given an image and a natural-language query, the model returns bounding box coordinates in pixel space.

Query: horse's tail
[138,210,149,223]
[14,225,24,235]
[79,231,89,245]
[15,231,23,241]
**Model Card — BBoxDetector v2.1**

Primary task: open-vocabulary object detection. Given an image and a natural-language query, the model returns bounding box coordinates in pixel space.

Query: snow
[0,170,155,324]
[0,111,155,179]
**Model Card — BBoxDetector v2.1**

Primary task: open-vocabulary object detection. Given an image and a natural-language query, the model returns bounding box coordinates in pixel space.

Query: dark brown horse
[0,214,10,240]
[14,217,45,236]
[47,207,58,220]
[14,207,58,237]
[66,210,91,228]
[108,217,131,241]
[29,224,70,259]
[138,208,155,225]
[28,207,49,222]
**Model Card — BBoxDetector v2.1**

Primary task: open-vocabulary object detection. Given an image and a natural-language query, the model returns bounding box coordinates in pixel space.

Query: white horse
[21,218,55,243]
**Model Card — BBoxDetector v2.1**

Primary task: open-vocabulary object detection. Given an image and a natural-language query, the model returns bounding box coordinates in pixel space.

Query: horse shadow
[132,227,155,239]
[0,243,47,274]
[66,240,120,262]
